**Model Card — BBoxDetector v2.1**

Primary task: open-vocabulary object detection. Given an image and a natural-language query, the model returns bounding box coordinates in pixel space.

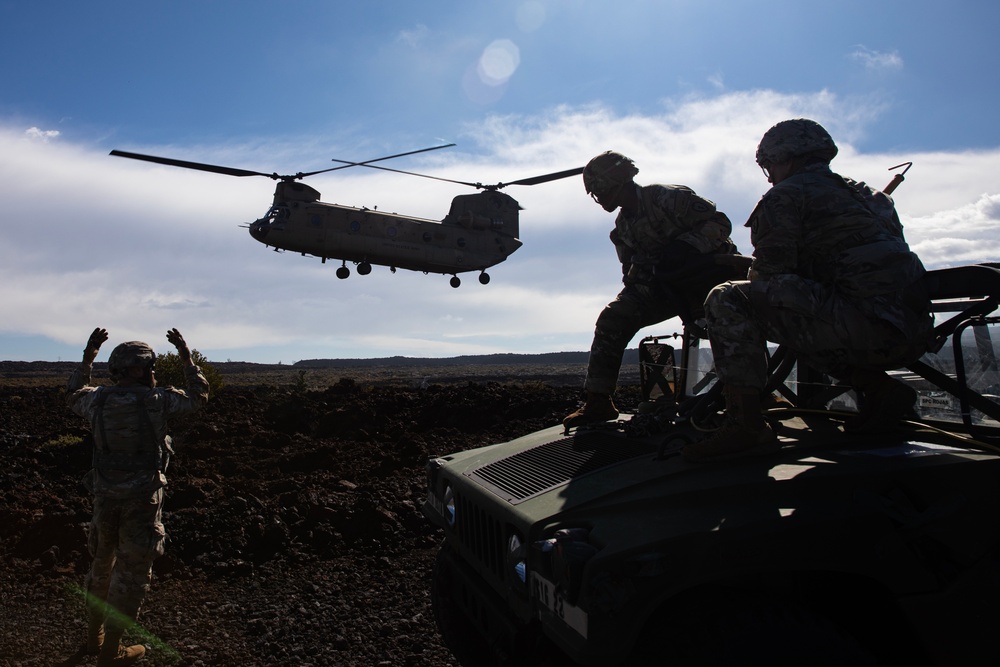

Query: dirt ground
[0,362,641,667]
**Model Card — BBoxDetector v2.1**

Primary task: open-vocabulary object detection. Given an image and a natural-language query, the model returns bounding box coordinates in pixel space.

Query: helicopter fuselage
[249,181,523,279]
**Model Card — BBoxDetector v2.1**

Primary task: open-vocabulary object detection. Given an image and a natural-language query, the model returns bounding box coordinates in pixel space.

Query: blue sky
[2,0,999,364]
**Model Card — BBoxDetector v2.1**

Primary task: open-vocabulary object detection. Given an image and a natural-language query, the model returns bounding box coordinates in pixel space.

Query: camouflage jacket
[611,184,734,267]
[747,163,928,332]
[67,363,209,499]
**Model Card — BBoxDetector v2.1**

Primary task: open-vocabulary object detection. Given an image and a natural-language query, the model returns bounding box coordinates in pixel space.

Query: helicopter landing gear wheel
[450,276,461,288]
[478,272,490,285]
[357,261,372,275]
[336,264,350,279]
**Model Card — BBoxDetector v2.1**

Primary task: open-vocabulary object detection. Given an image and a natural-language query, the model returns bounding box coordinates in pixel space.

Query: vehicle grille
[467,430,655,504]
[454,492,504,578]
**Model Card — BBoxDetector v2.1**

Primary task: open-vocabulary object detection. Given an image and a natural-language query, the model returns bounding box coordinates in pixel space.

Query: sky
[2,0,999,364]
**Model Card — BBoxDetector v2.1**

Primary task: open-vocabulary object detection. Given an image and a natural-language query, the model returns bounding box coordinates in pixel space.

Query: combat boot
[96,630,145,667]
[563,392,619,428]
[684,385,778,463]
[845,369,917,433]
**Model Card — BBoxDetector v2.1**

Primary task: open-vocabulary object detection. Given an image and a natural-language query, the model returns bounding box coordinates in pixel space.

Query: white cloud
[906,193,1000,268]
[25,126,60,141]
[850,45,904,71]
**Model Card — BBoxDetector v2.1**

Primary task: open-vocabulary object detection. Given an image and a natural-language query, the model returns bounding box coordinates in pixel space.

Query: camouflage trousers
[585,282,681,395]
[85,488,166,633]
[705,277,931,390]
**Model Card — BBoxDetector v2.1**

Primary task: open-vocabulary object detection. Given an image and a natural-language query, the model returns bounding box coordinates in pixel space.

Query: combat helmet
[755,119,838,168]
[108,341,156,379]
[583,151,639,198]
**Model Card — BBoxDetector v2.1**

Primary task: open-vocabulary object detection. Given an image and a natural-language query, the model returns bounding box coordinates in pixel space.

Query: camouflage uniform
[67,360,209,647]
[585,183,737,394]
[706,163,932,389]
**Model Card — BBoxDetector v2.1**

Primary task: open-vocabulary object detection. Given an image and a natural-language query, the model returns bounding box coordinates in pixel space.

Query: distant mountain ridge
[293,350,642,369]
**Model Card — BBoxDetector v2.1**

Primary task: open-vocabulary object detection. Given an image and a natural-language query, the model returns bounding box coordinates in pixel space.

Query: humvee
[423,264,1000,666]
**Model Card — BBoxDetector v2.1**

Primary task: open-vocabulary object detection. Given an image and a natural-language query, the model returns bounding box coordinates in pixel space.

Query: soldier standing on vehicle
[684,119,933,463]
[67,327,209,666]
[564,151,743,427]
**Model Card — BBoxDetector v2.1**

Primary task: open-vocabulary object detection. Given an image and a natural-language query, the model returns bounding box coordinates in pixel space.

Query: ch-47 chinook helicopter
[110,145,583,288]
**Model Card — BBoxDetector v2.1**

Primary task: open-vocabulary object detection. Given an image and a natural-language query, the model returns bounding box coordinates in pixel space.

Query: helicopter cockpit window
[261,206,289,230]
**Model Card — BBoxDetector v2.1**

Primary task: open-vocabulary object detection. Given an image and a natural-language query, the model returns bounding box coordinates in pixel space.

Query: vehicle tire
[633,597,880,667]
[336,266,350,279]
[430,546,491,667]
[357,261,372,275]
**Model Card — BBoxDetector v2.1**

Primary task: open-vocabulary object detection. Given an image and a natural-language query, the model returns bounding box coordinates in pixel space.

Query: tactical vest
[619,185,729,262]
[92,385,166,473]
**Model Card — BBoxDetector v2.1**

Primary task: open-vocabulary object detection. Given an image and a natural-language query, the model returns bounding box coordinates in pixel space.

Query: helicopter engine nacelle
[443,191,521,238]
[274,180,321,204]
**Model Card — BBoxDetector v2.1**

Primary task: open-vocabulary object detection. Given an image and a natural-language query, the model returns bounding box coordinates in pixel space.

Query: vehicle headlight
[508,531,527,585]
[443,483,456,527]
[425,458,456,527]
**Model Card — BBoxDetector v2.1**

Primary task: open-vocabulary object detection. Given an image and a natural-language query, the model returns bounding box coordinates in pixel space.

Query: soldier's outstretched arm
[165,328,210,407]
[67,327,108,398]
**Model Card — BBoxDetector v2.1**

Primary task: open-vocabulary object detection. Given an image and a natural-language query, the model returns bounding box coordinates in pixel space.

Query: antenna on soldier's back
[884,162,912,195]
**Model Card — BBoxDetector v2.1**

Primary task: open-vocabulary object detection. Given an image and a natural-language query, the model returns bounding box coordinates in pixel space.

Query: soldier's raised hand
[166,328,192,363]
[84,328,109,363]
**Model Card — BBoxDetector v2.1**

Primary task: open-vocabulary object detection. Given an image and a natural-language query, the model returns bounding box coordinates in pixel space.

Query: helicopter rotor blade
[312,142,458,179]
[112,143,457,182]
[329,160,585,191]
[109,150,280,179]
[329,160,485,188]
[498,166,585,188]
[329,143,456,169]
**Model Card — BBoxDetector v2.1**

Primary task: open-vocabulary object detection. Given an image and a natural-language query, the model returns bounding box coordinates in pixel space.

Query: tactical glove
[84,328,109,363]
[166,328,192,363]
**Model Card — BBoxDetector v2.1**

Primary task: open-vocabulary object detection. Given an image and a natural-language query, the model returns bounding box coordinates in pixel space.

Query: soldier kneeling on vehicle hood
[684,119,933,463]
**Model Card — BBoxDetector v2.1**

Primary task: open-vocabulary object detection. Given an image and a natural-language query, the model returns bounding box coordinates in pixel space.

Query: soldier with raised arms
[67,328,210,666]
